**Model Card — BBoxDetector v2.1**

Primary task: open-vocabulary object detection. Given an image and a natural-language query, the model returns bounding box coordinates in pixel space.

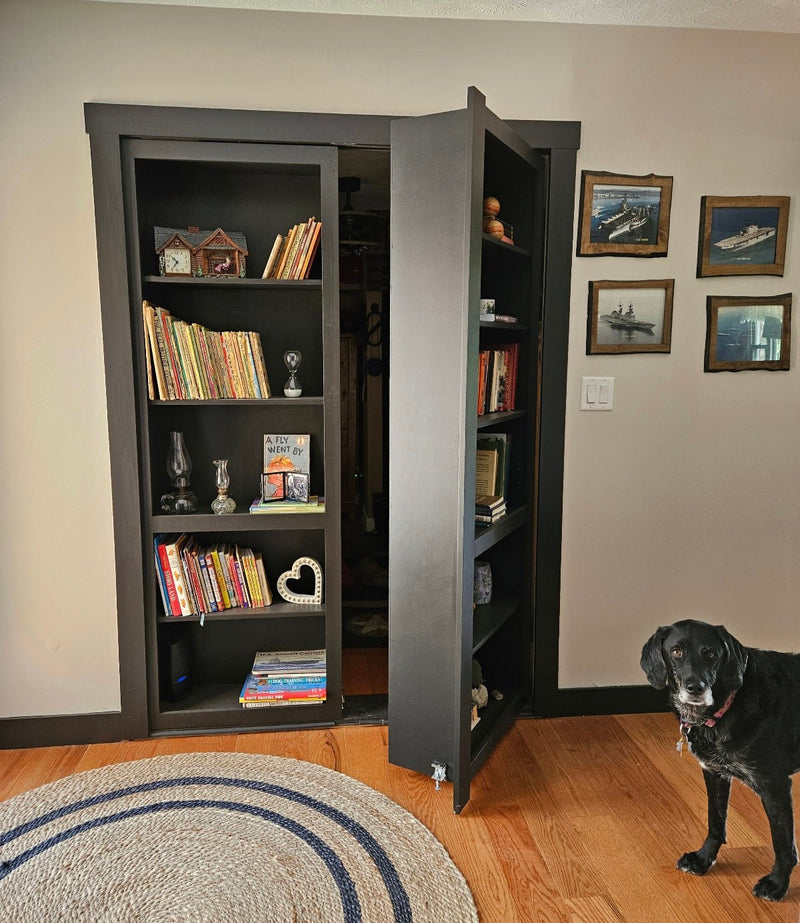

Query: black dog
[641,619,800,901]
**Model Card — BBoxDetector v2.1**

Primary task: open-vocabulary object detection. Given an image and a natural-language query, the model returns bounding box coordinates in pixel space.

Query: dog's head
[640,620,748,707]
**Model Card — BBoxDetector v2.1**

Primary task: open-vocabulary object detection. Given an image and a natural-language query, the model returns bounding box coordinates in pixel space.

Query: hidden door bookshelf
[389,89,549,812]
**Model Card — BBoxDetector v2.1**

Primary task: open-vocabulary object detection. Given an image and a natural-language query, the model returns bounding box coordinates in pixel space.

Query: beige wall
[1,0,798,717]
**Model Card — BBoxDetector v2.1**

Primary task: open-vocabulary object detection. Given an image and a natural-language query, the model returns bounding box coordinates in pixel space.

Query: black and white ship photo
[596,285,665,344]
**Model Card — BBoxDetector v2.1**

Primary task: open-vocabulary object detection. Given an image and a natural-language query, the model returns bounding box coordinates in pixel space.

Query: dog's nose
[684,678,707,695]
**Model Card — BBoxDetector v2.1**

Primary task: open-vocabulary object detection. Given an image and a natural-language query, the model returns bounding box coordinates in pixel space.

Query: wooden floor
[2,712,799,922]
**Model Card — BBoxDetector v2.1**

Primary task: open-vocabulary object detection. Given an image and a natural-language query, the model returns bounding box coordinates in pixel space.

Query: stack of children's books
[239,649,326,708]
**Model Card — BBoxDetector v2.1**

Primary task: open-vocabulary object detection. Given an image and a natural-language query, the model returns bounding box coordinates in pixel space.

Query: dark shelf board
[150,397,324,407]
[150,510,328,531]
[479,321,528,333]
[144,275,321,290]
[157,602,325,623]
[473,595,522,653]
[470,686,526,770]
[155,682,338,732]
[481,234,531,257]
[474,505,528,556]
[477,409,526,429]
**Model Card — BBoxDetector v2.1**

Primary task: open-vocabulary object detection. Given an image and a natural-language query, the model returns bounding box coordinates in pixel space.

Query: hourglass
[283,349,302,398]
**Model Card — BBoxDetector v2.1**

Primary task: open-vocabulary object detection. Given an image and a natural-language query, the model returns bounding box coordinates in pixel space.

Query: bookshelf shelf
[157,601,325,623]
[481,233,531,257]
[477,409,526,429]
[144,275,322,290]
[150,397,324,407]
[472,595,521,654]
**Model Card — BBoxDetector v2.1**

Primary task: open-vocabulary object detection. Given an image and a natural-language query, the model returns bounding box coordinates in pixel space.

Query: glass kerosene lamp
[160,431,198,513]
[283,349,302,398]
[211,459,237,514]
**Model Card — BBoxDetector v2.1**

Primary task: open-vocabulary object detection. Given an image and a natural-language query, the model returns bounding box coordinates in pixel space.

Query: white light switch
[580,376,614,411]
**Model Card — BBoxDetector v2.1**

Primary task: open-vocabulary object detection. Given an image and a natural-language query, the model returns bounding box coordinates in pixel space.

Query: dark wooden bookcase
[388,89,571,811]
[94,131,342,735]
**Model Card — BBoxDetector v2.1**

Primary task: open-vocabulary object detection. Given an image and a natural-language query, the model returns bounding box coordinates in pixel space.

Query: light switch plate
[580,376,614,411]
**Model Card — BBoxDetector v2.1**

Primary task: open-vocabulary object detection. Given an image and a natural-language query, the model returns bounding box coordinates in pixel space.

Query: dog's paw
[752,873,789,902]
[677,851,714,876]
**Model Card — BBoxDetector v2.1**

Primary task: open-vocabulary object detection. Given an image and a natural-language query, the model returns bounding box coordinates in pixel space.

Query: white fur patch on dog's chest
[692,737,757,789]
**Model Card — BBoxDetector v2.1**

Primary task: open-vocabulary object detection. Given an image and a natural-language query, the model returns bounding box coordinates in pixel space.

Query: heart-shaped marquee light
[276,556,323,605]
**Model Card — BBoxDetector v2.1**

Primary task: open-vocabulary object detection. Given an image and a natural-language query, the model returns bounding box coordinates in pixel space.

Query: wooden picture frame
[697,195,790,277]
[587,279,674,355]
[577,171,673,257]
[704,293,791,372]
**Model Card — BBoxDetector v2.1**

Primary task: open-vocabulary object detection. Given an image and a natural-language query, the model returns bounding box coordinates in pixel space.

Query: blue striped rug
[0,752,477,922]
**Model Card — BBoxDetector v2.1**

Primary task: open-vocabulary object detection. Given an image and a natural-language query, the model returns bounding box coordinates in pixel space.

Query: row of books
[143,300,271,401]
[477,342,519,416]
[261,217,322,280]
[240,649,326,708]
[155,533,272,618]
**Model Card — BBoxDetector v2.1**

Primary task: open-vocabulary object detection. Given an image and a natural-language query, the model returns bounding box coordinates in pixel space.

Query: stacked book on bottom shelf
[239,649,327,708]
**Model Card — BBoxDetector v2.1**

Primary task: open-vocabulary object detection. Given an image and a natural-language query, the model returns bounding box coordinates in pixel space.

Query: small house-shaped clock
[154,226,248,278]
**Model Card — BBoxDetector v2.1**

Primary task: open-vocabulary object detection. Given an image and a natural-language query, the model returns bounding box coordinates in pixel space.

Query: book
[263,434,310,476]
[289,218,316,279]
[477,433,510,498]
[481,313,519,324]
[242,698,322,708]
[274,224,298,279]
[239,673,326,702]
[282,221,307,279]
[261,233,283,279]
[475,448,499,497]
[160,534,192,616]
[299,221,322,279]
[249,496,324,514]
[251,649,326,676]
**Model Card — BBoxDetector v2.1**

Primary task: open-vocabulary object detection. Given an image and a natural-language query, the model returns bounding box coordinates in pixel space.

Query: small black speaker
[161,631,192,702]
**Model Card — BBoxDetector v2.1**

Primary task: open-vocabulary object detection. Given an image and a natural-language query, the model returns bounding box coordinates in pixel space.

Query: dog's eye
[703,650,717,662]
[671,647,683,658]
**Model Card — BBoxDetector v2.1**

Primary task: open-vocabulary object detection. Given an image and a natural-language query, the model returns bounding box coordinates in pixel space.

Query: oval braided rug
[0,752,478,923]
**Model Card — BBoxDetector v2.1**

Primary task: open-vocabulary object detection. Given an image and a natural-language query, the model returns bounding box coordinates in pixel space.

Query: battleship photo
[588,280,674,355]
[590,186,661,244]
[709,208,779,265]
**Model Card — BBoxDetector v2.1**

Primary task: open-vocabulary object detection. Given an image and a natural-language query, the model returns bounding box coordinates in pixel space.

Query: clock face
[164,247,191,275]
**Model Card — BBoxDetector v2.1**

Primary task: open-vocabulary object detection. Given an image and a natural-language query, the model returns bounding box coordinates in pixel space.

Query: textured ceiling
[95,0,800,33]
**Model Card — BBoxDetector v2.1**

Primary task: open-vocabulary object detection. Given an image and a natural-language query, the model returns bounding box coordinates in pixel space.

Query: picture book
[251,649,326,676]
[263,434,310,475]
[239,673,326,702]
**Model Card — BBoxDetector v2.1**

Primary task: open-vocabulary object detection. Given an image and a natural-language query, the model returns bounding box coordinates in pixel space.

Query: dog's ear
[716,626,748,692]
[640,627,670,688]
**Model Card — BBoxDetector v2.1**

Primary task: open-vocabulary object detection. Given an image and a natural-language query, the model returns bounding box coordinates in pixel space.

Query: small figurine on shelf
[211,459,237,514]
[160,431,198,513]
[283,349,302,398]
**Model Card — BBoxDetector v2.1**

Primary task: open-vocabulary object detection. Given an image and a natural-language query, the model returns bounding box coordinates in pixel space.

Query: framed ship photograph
[704,293,791,372]
[577,171,673,257]
[587,279,674,355]
[697,195,790,277]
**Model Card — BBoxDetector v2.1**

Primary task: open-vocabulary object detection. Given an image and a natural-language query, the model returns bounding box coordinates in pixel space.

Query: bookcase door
[388,87,546,813]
